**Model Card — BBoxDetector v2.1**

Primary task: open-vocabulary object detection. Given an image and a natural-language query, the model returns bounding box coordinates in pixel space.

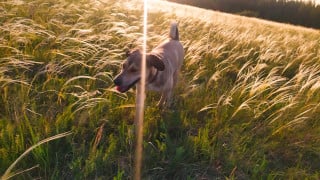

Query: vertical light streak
[134,0,148,179]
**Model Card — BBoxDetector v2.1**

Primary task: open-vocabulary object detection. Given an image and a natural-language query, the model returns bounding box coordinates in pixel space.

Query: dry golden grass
[1,0,320,179]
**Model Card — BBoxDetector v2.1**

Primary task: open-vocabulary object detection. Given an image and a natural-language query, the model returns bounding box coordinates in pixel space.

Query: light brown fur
[113,23,184,107]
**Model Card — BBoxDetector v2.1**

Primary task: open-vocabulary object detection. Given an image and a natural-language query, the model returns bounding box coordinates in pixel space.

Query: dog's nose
[113,77,122,86]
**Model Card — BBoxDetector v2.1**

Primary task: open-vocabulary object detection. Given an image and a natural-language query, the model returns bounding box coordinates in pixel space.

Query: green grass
[1,0,320,179]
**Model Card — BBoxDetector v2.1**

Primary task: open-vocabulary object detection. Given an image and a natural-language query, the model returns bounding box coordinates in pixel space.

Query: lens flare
[134,0,148,179]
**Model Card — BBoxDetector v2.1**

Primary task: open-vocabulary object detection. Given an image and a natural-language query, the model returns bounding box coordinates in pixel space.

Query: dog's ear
[147,54,165,71]
[125,41,136,57]
[125,50,131,57]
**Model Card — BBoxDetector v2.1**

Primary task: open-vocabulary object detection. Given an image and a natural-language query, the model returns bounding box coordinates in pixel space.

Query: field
[1,0,320,179]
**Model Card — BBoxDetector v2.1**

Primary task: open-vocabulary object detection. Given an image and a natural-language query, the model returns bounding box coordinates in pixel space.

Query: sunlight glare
[134,0,148,179]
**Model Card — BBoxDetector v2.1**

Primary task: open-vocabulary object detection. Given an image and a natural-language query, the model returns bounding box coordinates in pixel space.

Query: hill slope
[1,0,320,179]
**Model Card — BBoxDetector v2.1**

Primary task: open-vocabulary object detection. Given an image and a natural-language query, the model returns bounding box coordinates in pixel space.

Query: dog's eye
[129,68,137,73]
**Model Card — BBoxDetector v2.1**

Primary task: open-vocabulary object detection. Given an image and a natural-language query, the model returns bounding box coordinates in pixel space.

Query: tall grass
[1,0,320,179]
[2,131,72,180]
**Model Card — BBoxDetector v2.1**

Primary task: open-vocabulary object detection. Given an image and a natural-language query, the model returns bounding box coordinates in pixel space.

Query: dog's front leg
[157,77,174,108]
[157,89,173,108]
[157,93,166,107]
[135,84,145,111]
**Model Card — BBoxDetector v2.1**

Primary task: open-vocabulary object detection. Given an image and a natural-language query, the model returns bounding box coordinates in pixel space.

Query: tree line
[168,0,320,29]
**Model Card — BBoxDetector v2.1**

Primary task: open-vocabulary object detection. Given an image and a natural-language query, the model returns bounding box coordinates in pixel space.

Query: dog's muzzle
[113,77,140,93]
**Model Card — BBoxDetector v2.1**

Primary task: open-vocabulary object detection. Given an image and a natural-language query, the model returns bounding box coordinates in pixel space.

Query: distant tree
[168,0,320,29]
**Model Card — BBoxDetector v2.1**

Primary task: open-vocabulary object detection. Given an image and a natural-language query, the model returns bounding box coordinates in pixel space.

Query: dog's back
[151,23,184,73]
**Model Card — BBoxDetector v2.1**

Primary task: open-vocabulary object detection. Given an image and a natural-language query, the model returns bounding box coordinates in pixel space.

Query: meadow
[1,0,320,179]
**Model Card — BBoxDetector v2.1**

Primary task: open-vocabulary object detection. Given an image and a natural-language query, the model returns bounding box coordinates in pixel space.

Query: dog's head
[113,49,165,93]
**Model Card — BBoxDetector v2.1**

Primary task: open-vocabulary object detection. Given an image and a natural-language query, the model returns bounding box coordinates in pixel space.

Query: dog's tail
[169,22,179,41]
